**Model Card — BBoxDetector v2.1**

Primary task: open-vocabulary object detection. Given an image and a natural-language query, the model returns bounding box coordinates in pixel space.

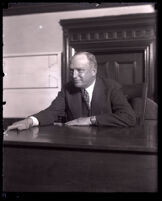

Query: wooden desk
[3,120,158,192]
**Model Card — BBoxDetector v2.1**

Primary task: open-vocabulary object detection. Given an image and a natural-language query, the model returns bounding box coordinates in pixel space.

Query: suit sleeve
[96,87,137,127]
[32,90,66,126]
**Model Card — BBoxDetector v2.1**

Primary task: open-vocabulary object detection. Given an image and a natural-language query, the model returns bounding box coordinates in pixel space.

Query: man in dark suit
[7,51,136,131]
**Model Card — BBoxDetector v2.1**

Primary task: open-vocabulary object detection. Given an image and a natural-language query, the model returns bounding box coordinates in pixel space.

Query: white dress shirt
[30,79,96,126]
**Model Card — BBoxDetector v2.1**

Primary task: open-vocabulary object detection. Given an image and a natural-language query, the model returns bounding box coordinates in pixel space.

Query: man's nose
[73,70,78,78]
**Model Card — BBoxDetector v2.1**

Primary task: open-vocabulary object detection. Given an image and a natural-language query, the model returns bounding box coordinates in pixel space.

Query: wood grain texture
[60,13,157,100]
[3,120,157,192]
[3,147,157,192]
[3,120,157,153]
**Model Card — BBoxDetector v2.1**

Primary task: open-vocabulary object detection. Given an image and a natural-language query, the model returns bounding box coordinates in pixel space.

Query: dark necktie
[81,89,90,110]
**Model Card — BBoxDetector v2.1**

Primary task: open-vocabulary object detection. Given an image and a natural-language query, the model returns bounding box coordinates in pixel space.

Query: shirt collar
[85,79,96,94]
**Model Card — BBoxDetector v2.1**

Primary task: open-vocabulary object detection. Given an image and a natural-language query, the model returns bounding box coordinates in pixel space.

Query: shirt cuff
[29,116,39,126]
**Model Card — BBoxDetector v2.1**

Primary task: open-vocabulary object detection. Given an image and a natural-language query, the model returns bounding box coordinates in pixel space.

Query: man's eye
[70,69,84,74]
[78,70,84,73]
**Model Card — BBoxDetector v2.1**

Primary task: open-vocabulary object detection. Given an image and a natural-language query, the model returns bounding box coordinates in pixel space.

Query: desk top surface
[3,120,157,153]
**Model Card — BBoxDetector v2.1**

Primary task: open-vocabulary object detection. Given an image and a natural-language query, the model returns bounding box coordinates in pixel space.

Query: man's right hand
[6,118,34,131]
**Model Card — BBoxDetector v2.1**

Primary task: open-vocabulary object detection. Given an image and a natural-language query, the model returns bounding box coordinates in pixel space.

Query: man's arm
[6,89,66,131]
[95,87,136,127]
[32,89,66,126]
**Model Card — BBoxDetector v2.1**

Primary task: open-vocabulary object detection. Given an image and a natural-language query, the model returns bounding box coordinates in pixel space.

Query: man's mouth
[74,79,80,83]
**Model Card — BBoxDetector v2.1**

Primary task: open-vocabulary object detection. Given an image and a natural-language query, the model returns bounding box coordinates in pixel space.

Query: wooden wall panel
[96,53,143,85]
[60,13,157,100]
[115,62,136,84]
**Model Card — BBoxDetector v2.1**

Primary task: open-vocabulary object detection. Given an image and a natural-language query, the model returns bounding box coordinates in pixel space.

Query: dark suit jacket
[33,77,136,127]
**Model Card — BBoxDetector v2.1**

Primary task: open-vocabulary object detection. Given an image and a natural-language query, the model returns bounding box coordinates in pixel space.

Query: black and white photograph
[2,2,158,197]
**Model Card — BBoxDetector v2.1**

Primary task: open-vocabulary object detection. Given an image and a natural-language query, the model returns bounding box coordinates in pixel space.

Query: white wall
[3,4,155,55]
[3,52,61,118]
[3,4,155,118]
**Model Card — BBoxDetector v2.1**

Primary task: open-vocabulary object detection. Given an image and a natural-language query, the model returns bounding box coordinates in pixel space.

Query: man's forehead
[72,54,88,63]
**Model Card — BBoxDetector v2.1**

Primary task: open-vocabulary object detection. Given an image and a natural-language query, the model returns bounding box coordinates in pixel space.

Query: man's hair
[72,52,98,69]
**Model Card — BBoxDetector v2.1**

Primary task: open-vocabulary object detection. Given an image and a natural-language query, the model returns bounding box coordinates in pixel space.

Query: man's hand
[65,117,92,126]
[6,118,33,131]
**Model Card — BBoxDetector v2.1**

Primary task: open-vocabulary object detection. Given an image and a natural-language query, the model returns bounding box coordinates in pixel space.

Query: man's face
[70,54,97,88]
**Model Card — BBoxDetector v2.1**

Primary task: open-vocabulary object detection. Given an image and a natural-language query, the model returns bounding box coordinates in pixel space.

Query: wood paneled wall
[60,13,157,101]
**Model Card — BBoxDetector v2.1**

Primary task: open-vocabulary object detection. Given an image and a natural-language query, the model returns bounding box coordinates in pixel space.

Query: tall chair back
[122,83,148,125]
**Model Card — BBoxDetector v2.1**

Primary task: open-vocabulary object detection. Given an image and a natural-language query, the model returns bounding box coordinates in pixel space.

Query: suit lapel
[67,77,108,118]
[68,88,83,118]
[91,77,107,116]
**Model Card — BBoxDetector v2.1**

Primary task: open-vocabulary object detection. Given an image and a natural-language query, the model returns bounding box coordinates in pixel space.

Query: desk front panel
[3,146,157,192]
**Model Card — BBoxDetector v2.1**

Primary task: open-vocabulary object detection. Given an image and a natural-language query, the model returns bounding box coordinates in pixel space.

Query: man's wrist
[90,116,97,125]
[29,116,39,126]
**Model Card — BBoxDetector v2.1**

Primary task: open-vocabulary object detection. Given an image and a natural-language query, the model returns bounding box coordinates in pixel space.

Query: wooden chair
[122,83,148,125]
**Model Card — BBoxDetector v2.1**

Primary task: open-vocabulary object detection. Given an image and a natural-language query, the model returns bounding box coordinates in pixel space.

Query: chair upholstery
[122,83,148,125]
[145,98,158,120]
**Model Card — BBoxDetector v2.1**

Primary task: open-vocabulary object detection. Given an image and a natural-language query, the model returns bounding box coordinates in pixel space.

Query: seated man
[7,51,136,131]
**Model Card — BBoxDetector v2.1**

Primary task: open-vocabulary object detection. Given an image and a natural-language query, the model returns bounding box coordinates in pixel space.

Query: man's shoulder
[99,77,122,89]
[64,81,80,94]
[64,81,73,89]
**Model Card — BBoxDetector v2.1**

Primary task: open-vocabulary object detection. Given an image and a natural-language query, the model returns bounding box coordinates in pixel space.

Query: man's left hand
[65,117,91,126]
